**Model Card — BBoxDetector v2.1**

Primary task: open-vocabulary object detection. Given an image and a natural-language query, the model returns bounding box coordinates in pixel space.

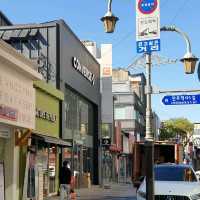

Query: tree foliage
[160,118,193,141]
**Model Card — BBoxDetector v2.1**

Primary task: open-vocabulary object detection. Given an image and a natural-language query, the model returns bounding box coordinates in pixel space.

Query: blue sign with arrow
[162,94,200,105]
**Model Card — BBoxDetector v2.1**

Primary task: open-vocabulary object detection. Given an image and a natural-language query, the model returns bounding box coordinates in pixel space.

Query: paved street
[49,183,136,200]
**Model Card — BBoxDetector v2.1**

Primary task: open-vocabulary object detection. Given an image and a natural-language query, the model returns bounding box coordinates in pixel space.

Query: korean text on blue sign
[137,39,160,53]
[162,94,200,105]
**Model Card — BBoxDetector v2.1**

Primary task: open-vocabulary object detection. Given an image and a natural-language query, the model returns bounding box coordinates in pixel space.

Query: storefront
[62,86,96,188]
[22,80,71,199]
[0,19,101,185]
[0,40,42,200]
[58,23,101,186]
[118,133,132,183]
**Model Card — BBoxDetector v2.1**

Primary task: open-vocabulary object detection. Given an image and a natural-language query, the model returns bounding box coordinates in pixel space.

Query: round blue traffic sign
[138,0,158,14]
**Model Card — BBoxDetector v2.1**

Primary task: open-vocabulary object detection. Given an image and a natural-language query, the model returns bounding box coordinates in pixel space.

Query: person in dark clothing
[60,160,72,200]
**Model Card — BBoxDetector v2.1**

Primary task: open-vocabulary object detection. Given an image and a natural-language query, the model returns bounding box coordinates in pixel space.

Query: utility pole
[145,53,154,200]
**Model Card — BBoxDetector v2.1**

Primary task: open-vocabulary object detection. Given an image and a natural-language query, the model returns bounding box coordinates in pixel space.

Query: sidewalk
[48,183,136,200]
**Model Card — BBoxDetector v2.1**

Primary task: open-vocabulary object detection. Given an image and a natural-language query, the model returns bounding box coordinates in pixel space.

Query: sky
[1,0,200,123]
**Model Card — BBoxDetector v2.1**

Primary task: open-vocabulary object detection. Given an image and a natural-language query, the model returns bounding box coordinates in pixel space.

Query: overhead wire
[102,0,181,70]
[101,29,134,58]
[169,0,191,24]
[121,0,172,72]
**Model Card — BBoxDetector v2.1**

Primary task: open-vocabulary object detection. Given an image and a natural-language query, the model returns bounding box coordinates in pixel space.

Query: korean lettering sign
[136,0,160,53]
[162,94,200,105]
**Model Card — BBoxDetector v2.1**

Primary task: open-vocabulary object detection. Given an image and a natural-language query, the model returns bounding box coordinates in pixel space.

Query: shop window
[64,87,94,137]
[101,124,112,138]
[27,152,36,198]
[48,146,56,194]
[35,142,57,197]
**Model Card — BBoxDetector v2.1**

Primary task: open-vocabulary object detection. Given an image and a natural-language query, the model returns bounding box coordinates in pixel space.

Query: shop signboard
[72,57,95,85]
[0,64,35,129]
[34,81,64,138]
[0,162,5,200]
[136,0,160,53]
[162,94,200,105]
[102,137,111,146]
[102,67,112,77]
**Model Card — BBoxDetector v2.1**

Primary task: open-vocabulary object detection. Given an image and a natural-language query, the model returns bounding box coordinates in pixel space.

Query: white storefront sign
[136,0,160,53]
[72,57,95,85]
[0,62,35,129]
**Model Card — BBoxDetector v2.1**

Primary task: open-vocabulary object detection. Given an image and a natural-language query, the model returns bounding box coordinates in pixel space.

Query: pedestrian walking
[59,160,72,200]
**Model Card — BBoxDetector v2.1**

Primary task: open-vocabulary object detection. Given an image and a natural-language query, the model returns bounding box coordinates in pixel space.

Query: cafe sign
[36,108,56,123]
[72,57,95,85]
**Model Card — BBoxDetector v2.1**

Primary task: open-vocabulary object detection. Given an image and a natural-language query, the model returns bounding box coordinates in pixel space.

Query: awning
[32,133,72,147]
[2,30,13,40]
[11,29,22,38]
[29,29,38,37]
[18,29,30,38]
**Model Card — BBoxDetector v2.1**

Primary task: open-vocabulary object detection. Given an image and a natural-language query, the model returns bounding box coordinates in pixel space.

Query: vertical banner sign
[136,0,160,53]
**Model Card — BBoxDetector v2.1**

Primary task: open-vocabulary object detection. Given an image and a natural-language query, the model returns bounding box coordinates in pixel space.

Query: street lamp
[160,26,198,74]
[101,0,119,33]
[101,1,198,200]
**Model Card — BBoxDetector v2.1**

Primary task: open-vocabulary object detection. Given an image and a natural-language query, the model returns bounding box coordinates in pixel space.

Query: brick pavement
[48,183,136,200]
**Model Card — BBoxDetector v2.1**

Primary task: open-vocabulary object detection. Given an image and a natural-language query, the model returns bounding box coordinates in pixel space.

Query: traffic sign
[136,0,160,53]
[162,94,200,105]
[137,39,160,53]
[138,0,158,14]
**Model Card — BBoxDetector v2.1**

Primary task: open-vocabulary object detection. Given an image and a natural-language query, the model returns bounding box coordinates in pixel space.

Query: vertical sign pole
[145,53,154,200]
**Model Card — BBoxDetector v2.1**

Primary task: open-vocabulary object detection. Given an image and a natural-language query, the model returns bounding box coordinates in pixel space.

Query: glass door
[48,146,56,195]
[73,144,82,188]
[36,144,48,198]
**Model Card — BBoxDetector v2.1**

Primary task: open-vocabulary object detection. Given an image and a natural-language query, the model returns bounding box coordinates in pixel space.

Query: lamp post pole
[145,53,154,200]
[101,2,198,200]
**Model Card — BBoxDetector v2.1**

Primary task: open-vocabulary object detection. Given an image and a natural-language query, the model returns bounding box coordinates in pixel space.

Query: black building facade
[0,20,101,185]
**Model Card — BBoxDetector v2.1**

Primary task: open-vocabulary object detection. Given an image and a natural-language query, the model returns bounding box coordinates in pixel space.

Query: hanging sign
[136,0,160,53]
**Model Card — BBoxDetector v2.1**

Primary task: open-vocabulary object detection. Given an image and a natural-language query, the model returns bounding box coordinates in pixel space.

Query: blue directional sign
[162,94,200,105]
[138,0,158,14]
[137,39,160,53]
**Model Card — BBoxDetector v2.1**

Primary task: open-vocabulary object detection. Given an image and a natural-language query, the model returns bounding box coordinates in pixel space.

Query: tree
[160,118,193,142]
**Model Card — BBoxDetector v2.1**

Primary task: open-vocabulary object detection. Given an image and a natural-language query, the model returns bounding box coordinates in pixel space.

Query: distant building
[83,41,115,183]
[83,40,113,139]
[112,69,146,140]
[111,69,146,182]
[83,41,113,139]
